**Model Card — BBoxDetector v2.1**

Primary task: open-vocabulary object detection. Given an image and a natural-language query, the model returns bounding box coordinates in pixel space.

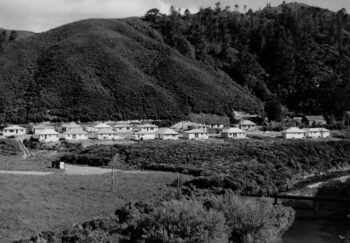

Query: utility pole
[111,164,115,192]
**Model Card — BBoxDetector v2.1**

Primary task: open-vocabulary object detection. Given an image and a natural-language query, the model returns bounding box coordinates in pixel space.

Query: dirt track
[0,170,52,176]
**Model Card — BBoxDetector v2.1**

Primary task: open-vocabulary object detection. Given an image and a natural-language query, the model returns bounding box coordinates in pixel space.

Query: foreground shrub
[206,195,295,243]
[135,200,229,243]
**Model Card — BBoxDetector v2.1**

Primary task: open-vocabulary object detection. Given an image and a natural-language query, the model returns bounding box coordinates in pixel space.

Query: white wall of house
[97,134,116,140]
[321,131,330,138]
[307,131,322,138]
[133,133,156,140]
[65,134,89,140]
[138,127,158,132]
[3,128,26,137]
[158,134,179,140]
[239,125,255,130]
[183,132,208,140]
[39,134,59,143]
[283,132,305,139]
[114,127,133,133]
[222,132,246,139]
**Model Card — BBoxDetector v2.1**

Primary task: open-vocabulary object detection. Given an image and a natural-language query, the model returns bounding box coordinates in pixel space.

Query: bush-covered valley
[59,139,350,195]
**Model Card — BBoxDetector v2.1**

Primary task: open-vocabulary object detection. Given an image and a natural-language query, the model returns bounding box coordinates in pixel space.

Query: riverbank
[282,176,350,242]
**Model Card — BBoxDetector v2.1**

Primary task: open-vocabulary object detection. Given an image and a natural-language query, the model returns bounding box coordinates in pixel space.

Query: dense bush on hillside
[19,193,294,243]
[145,3,350,120]
[0,17,263,123]
[60,140,350,194]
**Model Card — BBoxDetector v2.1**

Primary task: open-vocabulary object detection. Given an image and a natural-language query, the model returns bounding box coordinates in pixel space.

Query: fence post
[313,200,318,217]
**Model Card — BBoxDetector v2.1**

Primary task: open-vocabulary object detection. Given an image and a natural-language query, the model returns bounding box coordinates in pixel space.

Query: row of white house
[2,122,331,143]
[282,127,330,139]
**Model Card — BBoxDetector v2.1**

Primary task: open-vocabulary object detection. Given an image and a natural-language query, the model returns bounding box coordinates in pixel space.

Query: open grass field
[0,155,184,242]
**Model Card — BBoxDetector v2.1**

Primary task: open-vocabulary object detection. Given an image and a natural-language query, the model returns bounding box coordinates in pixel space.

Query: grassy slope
[0,155,182,242]
[0,18,263,123]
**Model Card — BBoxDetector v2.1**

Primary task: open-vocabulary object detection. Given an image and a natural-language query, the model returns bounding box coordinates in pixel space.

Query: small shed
[3,125,26,137]
[221,127,246,139]
[156,128,179,140]
[183,129,209,140]
[282,127,306,139]
[38,129,59,142]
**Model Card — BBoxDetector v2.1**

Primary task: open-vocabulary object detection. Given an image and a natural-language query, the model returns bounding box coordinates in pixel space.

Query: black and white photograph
[0,0,349,242]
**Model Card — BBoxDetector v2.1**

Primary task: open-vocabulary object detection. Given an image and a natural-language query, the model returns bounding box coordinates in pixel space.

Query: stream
[281,175,350,242]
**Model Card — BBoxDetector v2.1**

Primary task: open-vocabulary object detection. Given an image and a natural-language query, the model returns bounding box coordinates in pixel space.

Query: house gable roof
[222,127,246,133]
[64,129,88,135]
[184,129,208,134]
[239,120,256,126]
[137,123,158,128]
[283,127,306,133]
[4,125,26,130]
[38,129,59,135]
[97,128,116,134]
[304,115,325,121]
[305,128,330,132]
[61,122,81,129]
[95,123,112,129]
[157,128,178,135]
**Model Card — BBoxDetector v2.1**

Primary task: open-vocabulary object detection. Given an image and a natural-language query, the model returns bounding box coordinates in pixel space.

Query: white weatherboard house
[133,131,156,140]
[113,124,133,133]
[187,122,208,131]
[221,127,246,139]
[94,123,112,131]
[135,124,158,133]
[156,128,179,140]
[38,129,59,143]
[183,129,209,140]
[282,127,306,139]
[96,128,117,140]
[33,125,54,134]
[3,125,26,137]
[61,122,82,132]
[64,129,88,141]
[172,121,207,132]
[238,120,256,131]
[306,128,331,138]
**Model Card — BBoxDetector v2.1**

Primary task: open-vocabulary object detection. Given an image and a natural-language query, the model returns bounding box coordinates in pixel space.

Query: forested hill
[145,2,350,121]
[0,17,263,123]
[0,3,349,123]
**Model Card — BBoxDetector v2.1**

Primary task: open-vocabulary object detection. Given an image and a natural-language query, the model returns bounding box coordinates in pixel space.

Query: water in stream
[281,178,350,243]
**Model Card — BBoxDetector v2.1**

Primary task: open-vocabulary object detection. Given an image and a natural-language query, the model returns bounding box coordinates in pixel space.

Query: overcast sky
[0,0,348,32]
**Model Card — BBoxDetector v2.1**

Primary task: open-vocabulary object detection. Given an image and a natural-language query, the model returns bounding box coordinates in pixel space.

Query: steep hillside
[0,18,263,123]
[145,3,350,120]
